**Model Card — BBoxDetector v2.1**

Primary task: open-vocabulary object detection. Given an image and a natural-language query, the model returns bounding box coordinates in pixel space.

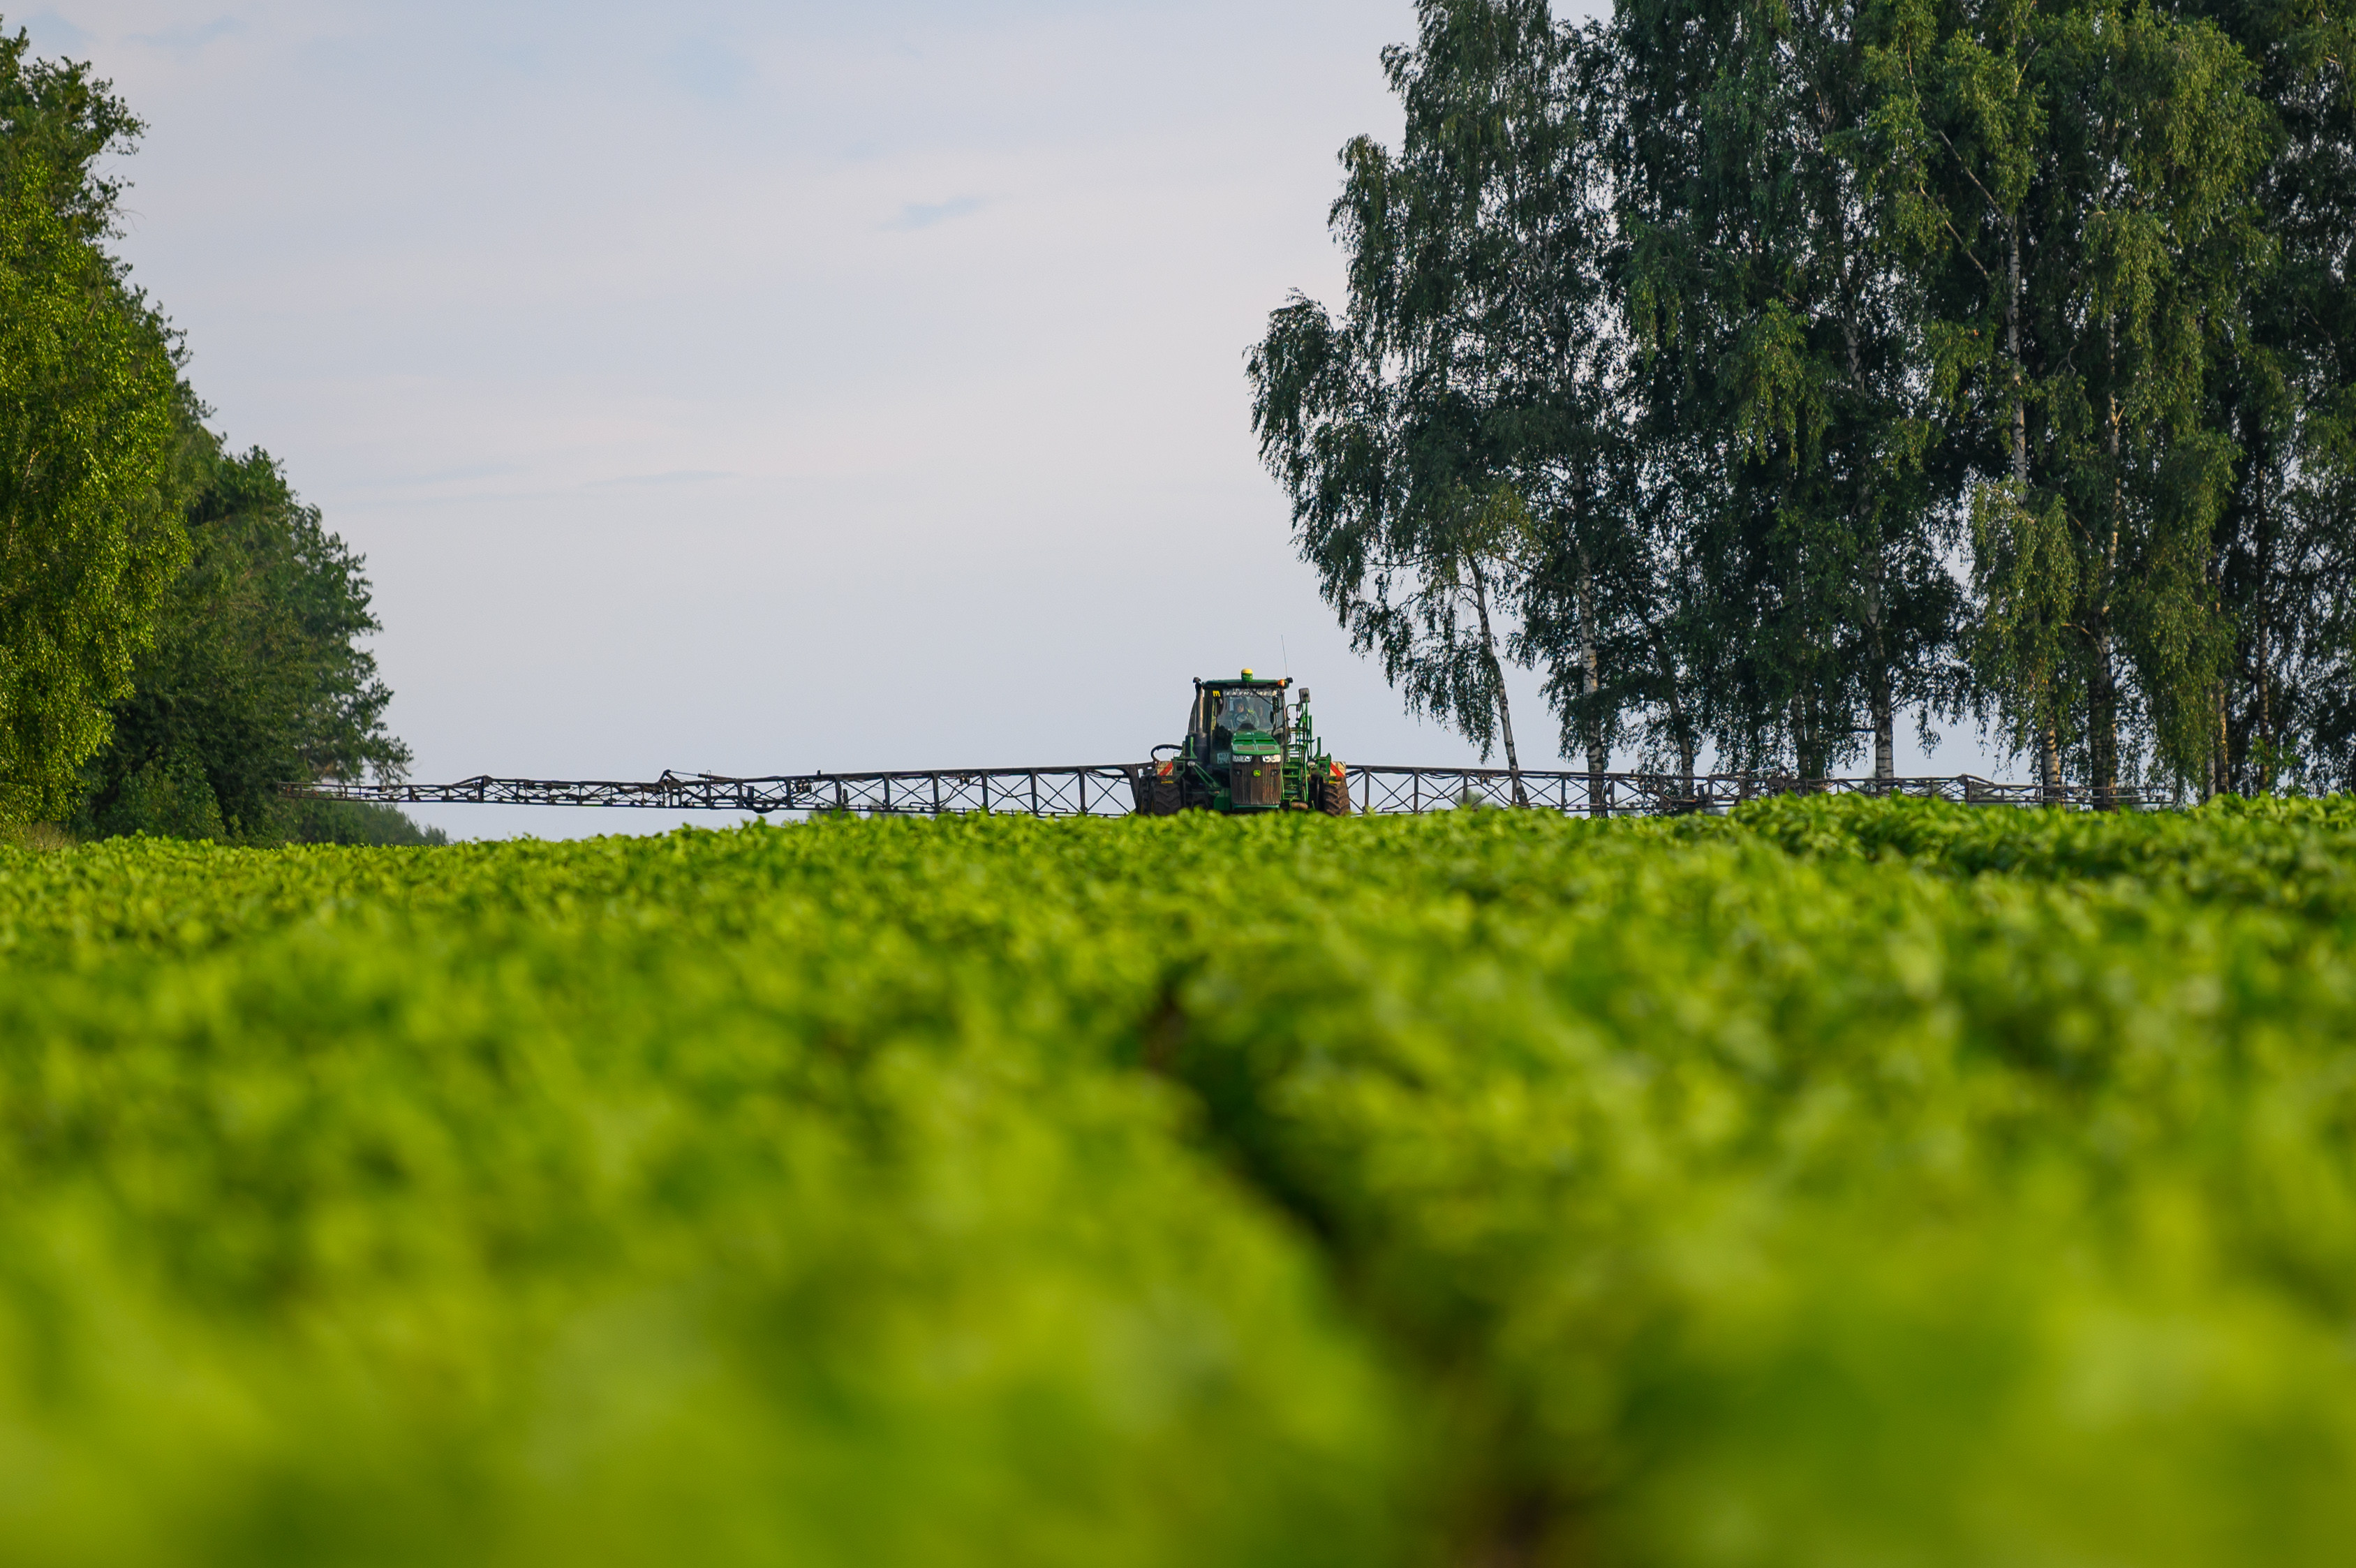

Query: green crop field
[4,799,2356,1566]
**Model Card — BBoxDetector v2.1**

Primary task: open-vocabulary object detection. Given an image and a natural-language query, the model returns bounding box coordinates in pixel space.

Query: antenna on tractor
[1282,637,1291,679]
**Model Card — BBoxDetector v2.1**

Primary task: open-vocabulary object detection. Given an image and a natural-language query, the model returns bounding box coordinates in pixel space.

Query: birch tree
[1250,0,1621,798]
[1612,0,1959,781]
[1871,0,2269,802]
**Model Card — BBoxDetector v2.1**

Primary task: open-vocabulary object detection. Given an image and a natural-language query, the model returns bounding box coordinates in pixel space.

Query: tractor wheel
[1318,767,1351,816]
[1148,774,1184,816]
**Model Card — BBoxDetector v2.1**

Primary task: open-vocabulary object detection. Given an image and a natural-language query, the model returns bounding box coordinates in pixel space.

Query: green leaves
[1858,0,2275,794]
[1728,300,1830,466]
[0,40,186,826]
[77,440,412,843]
[0,169,185,824]
[1264,0,2356,797]
[1251,1,1605,772]
[1153,798,2356,1560]
[7,804,2356,1561]
[0,31,406,843]
[1970,478,2080,755]
[0,820,1421,1568]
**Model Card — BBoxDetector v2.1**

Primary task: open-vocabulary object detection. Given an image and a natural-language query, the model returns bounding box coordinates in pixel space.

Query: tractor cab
[1188,680,1287,761]
[1140,670,1349,815]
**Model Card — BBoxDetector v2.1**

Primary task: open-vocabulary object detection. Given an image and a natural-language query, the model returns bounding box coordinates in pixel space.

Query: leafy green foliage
[0,820,1412,1568]
[1264,0,2352,797]
[1614,0,1960,780]
[77,438,410,843]
[0,31,186,822]
[283,797,448,847]
[0,24,408,843]
[2184,0,2356,794]
[1169,798,2356,1560]
[1249,0,1601,783]
[3,801,2356,1562]
[1869,0,2272,799]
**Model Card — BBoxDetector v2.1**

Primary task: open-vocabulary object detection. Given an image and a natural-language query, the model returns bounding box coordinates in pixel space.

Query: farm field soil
[3,798,2356,1565]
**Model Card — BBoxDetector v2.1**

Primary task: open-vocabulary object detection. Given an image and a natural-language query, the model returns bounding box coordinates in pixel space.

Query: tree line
[0,26,433,845]
[1252,0,2355,802]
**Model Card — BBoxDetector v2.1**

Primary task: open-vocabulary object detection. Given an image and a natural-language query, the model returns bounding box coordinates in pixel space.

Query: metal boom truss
[289,765,2144,818]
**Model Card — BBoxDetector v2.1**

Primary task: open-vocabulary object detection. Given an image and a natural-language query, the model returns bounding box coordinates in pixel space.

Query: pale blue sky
[22,1,1988,836]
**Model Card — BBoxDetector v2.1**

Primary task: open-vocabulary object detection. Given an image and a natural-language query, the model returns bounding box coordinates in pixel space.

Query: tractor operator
[1223,690,1277,733]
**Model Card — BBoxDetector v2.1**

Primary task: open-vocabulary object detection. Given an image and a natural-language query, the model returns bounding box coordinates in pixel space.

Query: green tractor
[1138,672,1350,815]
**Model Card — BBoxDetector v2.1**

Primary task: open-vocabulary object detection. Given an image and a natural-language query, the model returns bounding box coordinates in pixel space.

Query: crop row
[1,799,2353,1564]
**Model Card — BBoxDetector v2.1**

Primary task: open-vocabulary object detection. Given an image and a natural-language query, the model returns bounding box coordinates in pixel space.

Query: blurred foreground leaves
[2,798,2355,1564]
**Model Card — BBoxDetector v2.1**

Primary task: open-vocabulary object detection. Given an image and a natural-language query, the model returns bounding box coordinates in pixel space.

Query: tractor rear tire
[1148,775,1184,816]
[1318,769,1351,816]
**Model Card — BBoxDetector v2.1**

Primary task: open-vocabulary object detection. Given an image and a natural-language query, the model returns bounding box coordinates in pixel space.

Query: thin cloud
[587,470,733,489]
[127,16,245,57]
[884,195,985,232]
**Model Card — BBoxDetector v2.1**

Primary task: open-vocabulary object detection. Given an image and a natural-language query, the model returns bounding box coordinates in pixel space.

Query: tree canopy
[0,19,424,842]
[77,436,414,843]
[1256,0,2348,799]
[0,30,186,821]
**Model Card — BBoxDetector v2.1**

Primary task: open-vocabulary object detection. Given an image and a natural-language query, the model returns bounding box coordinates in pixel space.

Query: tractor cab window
[1217,690,1280,735]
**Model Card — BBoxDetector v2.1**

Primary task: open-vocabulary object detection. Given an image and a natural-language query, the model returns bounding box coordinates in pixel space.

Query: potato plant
[2,798,2353,1564]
